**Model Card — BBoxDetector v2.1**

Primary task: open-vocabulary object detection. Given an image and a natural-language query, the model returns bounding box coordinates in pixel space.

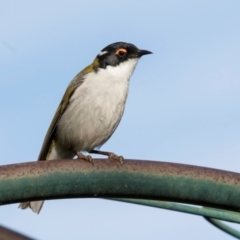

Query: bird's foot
[76,151,94,165]
[108,152,124,165]
[89,149,124,164]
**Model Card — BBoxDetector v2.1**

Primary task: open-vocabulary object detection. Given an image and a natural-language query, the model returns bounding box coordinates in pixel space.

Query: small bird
[19,42,152,213]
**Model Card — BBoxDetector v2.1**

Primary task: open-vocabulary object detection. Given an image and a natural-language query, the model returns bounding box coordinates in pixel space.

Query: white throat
[103,58,138,82]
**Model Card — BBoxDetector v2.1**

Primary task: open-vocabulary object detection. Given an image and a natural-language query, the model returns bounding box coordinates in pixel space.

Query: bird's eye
[115,48,127,57]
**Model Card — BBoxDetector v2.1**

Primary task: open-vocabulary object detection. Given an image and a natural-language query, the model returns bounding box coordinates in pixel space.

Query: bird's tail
[18,142,75,214]
[18,201,44,214]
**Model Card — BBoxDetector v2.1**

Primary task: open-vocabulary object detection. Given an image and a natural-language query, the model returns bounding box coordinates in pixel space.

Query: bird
[19,42,152,214]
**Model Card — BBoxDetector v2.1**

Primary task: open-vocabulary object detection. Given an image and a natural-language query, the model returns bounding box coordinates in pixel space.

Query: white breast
[57,58,138,152]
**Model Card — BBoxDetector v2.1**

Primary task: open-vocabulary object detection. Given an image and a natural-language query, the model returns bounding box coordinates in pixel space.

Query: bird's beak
[138,49,153,57]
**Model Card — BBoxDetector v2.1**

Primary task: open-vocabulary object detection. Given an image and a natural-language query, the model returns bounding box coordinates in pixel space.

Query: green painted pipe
[110,199,240,223]
[1,159,240,213]
[205,218,240,239]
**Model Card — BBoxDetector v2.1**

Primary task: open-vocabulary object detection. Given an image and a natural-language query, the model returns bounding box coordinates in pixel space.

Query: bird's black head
[96,42,152,69]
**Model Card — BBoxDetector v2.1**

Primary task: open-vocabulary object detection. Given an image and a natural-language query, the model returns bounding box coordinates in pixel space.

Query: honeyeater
[19,42,152,213]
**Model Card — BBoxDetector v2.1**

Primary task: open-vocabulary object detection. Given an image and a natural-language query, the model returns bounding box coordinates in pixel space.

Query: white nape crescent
[98,51,108,56]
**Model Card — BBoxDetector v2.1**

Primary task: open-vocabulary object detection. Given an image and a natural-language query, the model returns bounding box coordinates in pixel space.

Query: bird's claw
[76,152,94,165]
[108,153,124,165]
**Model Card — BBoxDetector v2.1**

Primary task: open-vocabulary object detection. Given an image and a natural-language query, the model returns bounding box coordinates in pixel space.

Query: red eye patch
[115,48,127,56]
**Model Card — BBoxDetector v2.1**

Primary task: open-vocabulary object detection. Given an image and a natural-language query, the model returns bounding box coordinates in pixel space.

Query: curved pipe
[1,159,240,212]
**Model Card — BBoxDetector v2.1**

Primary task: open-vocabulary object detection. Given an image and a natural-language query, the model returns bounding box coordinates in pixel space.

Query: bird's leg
[70,148,94,165]
[89,149,124,164]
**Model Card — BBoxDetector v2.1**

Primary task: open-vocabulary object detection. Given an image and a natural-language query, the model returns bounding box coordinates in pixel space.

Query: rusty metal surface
[0,159,240,210]
[0,225,33,240]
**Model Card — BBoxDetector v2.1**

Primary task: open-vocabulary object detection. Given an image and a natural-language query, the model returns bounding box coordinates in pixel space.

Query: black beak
[138,49,153,57]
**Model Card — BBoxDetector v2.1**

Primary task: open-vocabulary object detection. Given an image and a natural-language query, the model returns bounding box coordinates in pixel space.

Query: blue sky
[1,0,240,239]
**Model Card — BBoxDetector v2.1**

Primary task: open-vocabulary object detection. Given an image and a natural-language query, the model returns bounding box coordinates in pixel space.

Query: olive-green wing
[37,58,99,161]
[37,74,85,161]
